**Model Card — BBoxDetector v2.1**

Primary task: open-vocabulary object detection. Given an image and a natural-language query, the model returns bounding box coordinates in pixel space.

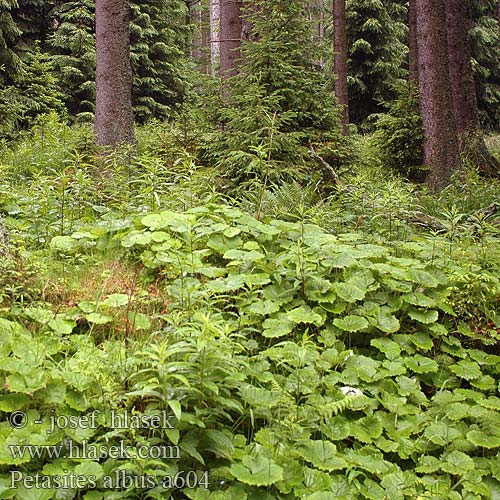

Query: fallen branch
[406,211,447,232]
[309,149,341,185]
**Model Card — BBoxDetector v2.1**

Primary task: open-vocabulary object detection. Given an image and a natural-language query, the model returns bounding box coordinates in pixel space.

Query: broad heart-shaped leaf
[128,311,151,331]
[262,315,294,338]
[48,315,76,334]
[307,493,341,500]
[402,292,436,308]
[424,422,462,446]
[440,451,475,475]
[7,486,54,500]
[333,281,366,303]
[333,315,369,332]
[411,332,433,351]
[24,306,53,324]
[230,446,283,486]
[141,210,195,231]
[449,360,482,380]
[102,293,130,307]
[367,306,400,333]
[346,447,391,475]
[74,461,105,479]
[287,305,324,326]
[50,235,79,253]
[408,308,439,324]
[223,248,265,262]
[467,430,500,449]
[85,312,113,325]
[246,299,280,316]
[415,455,441,473]
[404,354,438,373]
[406,268,441,287]
[478,397,500,411]
[371,338,401,360]
[296,440,347,471]
[240,384,282,408]
[6,371,47,393]
[361,478,386,500]
[120,229,153,247]
[202,429,235,459]
[344,355,381,383]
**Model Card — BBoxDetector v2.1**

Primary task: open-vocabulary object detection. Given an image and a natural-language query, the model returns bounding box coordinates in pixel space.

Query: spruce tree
[14,44,65,126]
[49,0,95,122]
[0,0,21,80]
[210,0,345,185]
[0,0,21,136]
[346,0,407,125]
[129,0,191,123]
[14,0,55,51]
[469,0,500,130]
[47,0,191,123]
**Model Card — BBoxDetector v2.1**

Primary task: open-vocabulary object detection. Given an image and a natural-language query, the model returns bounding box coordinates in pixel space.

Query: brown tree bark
[408,0,418,84]
[444,0,499,176]
[219,0,242,77]
[333,0,349,134]
[416,0,460,191]
[94,0,135,148]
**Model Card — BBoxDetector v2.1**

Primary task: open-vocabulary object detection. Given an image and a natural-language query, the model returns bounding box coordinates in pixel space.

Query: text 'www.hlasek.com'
[7,409,210,490]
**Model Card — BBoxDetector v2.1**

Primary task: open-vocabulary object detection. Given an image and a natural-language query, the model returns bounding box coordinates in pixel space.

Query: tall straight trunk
[416,0,459,191]
[408,0,418,84]
[444,0,499,176]
[333,0,349,134]
[191,0,210,73]
[209,0,220,71]
[94,0,135,148]
[219,0,242,77]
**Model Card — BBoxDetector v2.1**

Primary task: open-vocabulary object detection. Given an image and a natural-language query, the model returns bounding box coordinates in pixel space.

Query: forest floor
[0,117,500,499]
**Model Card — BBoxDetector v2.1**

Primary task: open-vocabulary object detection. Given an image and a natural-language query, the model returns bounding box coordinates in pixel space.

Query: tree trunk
[191,0,210,73]
[209,0,220,71]
[416,0,459,191]
[408,0,418,84]
[444,0,499,176]
[219,0,242,77]
[94,0,135,148]
[333,0,349,134]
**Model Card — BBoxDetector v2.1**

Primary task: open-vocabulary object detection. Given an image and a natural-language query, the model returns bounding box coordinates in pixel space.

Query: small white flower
[340,386,363,396]
[346,350,354,359]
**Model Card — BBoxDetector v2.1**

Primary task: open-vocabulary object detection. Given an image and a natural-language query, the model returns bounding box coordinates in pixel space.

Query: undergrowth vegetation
[1,116,500,499]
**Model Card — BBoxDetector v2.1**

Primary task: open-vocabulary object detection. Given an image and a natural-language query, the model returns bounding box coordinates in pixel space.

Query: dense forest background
[1,1,500,499]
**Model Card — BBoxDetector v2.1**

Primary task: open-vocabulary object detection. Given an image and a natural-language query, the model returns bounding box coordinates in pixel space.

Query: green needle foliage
[346,0,408,125]
[0,0,20,79]
[49,0,95,122]
[10,0,192,124]
[469,0,500,130]
[130,0,192,123]
[205,0,349,187]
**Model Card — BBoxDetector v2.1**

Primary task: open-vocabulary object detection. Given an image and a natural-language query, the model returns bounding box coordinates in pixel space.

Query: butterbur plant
[31,202,499,498]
